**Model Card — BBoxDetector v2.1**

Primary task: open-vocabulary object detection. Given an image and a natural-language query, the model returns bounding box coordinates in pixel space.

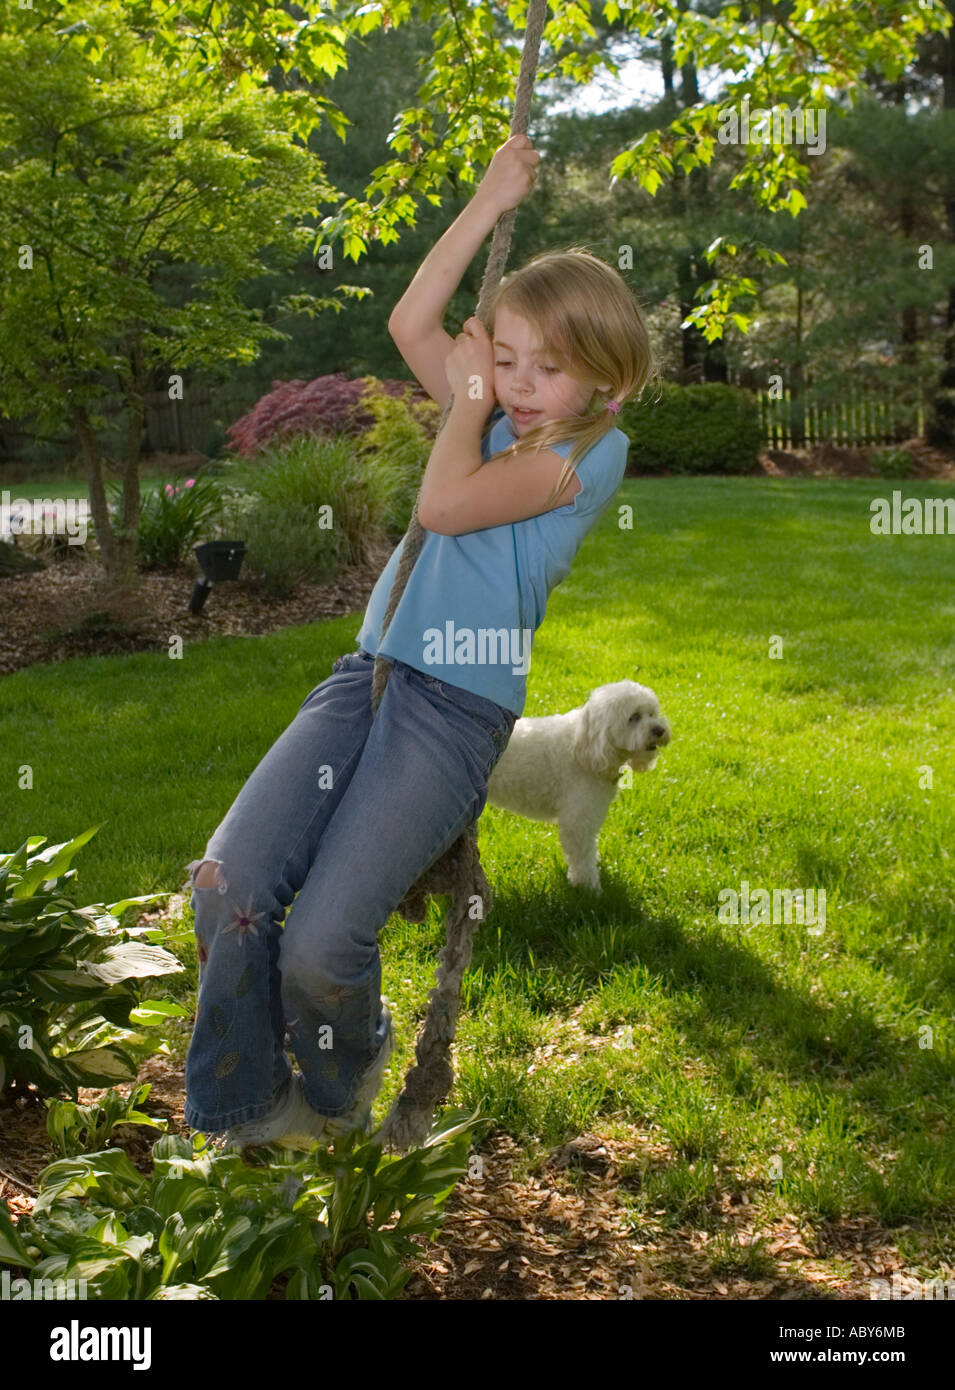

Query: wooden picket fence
[750,382,923,449]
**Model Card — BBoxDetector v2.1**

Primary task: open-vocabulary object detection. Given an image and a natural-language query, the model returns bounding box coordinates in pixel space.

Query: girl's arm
[388,136,540,405]
[388,187,501,341]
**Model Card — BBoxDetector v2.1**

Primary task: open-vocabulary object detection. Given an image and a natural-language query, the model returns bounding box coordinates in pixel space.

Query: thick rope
[362,0,549,1153]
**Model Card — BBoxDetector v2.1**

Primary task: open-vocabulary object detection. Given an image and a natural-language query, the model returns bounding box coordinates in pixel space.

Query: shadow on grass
[469,875,949,1161]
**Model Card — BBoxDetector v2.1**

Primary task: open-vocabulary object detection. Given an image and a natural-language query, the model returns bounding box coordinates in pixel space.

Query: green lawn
[3,473,190,502]
[3,476,954,1275]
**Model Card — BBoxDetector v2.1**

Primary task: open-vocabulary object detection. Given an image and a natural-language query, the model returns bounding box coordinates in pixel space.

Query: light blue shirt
[355,407,628,715]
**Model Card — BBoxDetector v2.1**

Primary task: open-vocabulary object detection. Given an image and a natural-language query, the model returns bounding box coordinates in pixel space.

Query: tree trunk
[790,268,806,446]
[926,2,955,446]
[70,322,147,608]
[70,407,141,602]
[680,57,699,105]
[676,248,703,381]
[898,194,918,369]
[677,2,700,104]
[661,31,674,97]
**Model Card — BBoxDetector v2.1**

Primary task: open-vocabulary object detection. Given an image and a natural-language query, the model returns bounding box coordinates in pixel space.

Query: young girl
[183,134,655,1151]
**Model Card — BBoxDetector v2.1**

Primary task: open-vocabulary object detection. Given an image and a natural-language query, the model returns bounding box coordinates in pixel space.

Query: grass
[2,473,189,501]
[2,475,954,1276]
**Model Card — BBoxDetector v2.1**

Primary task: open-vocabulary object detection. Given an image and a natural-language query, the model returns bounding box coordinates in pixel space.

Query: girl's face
[492,305,611,435]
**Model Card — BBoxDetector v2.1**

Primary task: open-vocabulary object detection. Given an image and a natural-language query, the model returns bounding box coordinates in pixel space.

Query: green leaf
[422,1107,485,1149]
[62,1044,138,1086]
[10,828,103,900]
[159,1213,187,1282]
[128,999,190,1026]
[104,893,174,917]
[394,1195,437,1230]
[30,969,109,1003]
[80,942,183,985]
[0,1201,35,1268]
[334,1246,391,1298]
[33,1149,146,1213]
[152,1133,195,1164]
[87,1211,130,1246]
[148,1282,219,1299]
[64,1238,134,1292]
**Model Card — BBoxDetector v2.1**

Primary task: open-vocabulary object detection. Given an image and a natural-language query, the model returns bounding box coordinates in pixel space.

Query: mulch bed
[0,533,396,679]
[632,437,955,481]
[756,436,955,480]
[0,1050,940,1301]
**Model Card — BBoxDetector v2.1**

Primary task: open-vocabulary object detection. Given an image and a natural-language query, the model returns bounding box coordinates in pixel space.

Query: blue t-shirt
[355,407,628,715]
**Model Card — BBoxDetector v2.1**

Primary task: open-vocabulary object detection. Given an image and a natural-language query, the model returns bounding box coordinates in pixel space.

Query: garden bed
[0,532,396,678]
[755,437,955,480]
[0,1056,938,1302]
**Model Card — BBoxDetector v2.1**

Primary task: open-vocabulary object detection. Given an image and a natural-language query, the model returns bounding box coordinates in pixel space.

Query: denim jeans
[183,648,517,1133]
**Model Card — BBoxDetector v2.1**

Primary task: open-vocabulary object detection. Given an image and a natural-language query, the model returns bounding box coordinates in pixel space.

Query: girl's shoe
[323,1000,395,1139]
[223,998,395,1150]
[223,1073,328,1153]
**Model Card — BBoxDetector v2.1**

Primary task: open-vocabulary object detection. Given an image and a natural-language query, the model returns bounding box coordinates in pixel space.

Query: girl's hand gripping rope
[445,315,497,413]
[477,133,541,216]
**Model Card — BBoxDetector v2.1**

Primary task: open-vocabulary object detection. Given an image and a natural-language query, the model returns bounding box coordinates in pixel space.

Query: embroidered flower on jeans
[314,983,361,1019]
[222,900,265,942]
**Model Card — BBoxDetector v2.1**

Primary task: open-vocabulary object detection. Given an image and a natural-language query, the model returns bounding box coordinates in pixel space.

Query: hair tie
[606,399,620,414]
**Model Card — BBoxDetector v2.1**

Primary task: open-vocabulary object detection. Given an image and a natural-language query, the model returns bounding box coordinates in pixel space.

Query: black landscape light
[189,540,246,614]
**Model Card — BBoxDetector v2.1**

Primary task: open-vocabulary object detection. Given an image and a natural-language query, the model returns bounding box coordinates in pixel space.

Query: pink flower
[165,484,174,496]
[185,478,195,487]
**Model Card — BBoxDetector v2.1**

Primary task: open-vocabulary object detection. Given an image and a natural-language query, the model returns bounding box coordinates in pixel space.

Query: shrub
[0,828,184,1098]
[239,498,345,600]
[0,539,45,578]
[0,1110,486,1300]
[105,473,223,570]
[870,447,915,479]
[357,378,442,539]
[624,382,763,474]
[215,433,378,598]
[227,373,433,458]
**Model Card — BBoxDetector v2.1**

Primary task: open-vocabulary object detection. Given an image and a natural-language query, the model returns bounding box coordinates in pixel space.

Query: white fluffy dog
[486,679,671,893]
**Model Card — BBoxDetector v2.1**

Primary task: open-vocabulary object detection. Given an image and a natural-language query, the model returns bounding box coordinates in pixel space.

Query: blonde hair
[478,247,657,506]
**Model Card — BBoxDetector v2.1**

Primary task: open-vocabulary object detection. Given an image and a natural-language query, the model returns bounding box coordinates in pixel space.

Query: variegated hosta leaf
[79,942,183,985]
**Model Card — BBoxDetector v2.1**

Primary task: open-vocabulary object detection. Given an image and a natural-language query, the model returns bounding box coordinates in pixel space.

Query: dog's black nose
[650,723,667,740]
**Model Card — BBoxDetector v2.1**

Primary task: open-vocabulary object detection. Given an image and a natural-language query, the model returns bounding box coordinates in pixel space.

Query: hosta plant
[0,827,184,1098]
[0,1108,488,1300]
[46,1083,171,1158]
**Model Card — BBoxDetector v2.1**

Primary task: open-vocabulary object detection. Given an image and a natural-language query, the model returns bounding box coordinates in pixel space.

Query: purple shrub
[227,373,434,458]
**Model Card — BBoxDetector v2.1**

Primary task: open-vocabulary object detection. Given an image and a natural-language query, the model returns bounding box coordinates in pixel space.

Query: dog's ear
[572,698,620,779]
[571,701,595,771]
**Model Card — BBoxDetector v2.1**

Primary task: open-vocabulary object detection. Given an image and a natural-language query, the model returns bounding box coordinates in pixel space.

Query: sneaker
[223,1073,329,1153]
[323,1000,395,1139]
